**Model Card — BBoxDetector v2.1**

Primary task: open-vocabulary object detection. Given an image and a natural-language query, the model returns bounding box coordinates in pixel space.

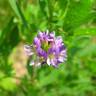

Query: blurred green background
[0,0,96,96]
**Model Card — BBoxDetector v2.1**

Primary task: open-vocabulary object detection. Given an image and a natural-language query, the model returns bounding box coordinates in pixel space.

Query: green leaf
[8,0,21,19]
[63,0,93,32]
[37,69,60,88]
[39,0,47,17]
[0,17,20,74]
[8,0,28,28]
[77,43,96,57]
[0,17,14,46]
[74,28,96,36]
[0,17,20,55]
[0,77,17,91]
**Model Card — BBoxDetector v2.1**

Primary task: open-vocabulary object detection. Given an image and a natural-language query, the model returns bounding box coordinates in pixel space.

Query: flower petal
[49,31,55,38]
[24,45,34,56]
[34,37,41,47]
[58,56,64,62]
[55,36,63,46]
[29,61,35,66]
[47,58,51,66]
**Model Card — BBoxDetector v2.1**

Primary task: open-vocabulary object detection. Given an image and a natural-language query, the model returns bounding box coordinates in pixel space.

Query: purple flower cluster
[24,31,67,67]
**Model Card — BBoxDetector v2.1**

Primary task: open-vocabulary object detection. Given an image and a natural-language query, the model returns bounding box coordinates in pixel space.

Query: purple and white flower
[24,31,67,67]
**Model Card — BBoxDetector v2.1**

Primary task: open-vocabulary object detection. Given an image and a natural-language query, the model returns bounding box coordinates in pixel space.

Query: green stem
[47,0,53,31]
[60,0,70,21]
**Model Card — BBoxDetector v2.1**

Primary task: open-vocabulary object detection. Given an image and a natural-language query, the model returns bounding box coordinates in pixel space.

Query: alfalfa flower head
[24,30,67,67]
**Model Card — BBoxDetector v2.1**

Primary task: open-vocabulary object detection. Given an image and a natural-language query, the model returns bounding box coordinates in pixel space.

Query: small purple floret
[24,31,67,67]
